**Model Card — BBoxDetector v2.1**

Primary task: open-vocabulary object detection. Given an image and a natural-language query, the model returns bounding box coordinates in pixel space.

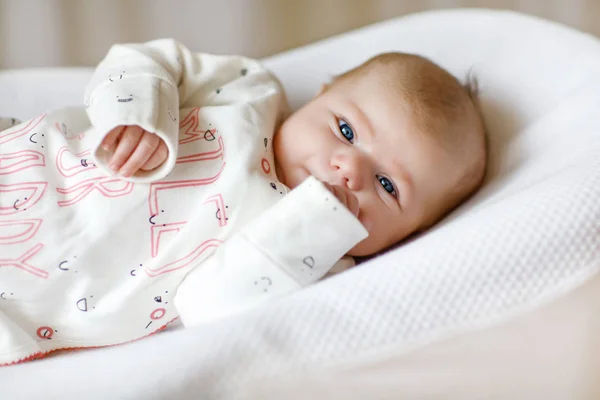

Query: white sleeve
[174,176,369,327]
[85,38,283,182]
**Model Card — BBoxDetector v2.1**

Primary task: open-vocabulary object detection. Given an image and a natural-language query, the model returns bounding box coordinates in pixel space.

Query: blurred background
[1,0,599,69]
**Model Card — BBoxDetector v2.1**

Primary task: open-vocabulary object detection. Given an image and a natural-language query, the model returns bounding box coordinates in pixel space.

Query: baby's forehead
[331,56,478,147]
[363,61,474,142]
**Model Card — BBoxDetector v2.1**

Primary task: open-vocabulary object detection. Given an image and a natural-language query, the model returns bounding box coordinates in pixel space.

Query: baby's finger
[332,185,359,217]
[141,140,168,171]
[109,126,144,172]
[344,190,360,217]
[334,185,349,206]
[119,131,160,177]
[320,181,334,194]
[101,126,125,153]
[322,182,345,205]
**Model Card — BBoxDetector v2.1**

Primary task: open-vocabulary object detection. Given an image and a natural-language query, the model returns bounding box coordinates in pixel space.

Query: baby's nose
[332,151,365,191]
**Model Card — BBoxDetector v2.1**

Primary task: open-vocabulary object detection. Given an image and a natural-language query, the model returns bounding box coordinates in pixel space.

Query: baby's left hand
[101,125,168,177]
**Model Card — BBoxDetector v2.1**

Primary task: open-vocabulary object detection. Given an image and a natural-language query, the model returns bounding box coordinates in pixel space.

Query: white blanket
[1,8,600,399]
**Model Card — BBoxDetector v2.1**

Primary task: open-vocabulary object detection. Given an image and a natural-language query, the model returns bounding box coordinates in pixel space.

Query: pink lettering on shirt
[0,243,48,279]
[0,114,46,145]
[0,182,48,215]
[0,151,45,175]
[147,163,225,217]
[178,108,218,145]
[204,194,228,226]
[150,222,187,257]
[145,238,222,277]
[55,146,97,177]
[0,219,42,245]
[176,136,224,164]
[56,177,134,207]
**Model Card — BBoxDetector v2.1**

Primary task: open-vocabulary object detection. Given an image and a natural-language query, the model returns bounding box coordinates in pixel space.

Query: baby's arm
[85,39,283,181]
[174,176,368,326]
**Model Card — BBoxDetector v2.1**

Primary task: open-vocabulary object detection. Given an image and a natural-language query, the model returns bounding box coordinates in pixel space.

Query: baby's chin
[276,165,310,191]
[347,230,403,258]
[346,240,378,258]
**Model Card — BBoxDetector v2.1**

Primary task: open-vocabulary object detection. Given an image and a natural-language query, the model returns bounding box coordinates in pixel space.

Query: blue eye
[377,175,397,196]
[338,119,354,143]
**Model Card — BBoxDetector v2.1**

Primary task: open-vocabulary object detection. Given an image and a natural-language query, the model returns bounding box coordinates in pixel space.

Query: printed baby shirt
[0,39,368,365]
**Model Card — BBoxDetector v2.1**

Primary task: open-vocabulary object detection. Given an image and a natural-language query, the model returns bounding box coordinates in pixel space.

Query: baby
[0,40,486,364]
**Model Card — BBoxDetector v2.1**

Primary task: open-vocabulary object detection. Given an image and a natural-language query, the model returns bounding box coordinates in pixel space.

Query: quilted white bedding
[1,8,600,399]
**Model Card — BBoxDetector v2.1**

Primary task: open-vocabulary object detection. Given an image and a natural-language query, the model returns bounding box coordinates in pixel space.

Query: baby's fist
[101,125,168,177]
[321,181,360,218]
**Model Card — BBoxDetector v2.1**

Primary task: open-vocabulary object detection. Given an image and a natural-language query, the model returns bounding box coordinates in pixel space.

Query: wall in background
[1,0,599,68]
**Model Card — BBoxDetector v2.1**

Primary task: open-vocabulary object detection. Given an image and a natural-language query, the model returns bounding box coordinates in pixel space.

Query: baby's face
[273,74,460,256]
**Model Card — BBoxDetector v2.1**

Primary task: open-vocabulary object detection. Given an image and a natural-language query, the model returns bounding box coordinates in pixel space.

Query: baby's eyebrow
[392,158,413,188]
[348,101,377,141]
[390,157,413,204]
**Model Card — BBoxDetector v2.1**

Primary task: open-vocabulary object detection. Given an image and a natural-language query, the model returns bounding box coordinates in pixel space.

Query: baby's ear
[317,83,329,95]
[317,74,336,96]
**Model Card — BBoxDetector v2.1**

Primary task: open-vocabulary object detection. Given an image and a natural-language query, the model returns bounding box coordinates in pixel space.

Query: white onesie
[0,39,367,365]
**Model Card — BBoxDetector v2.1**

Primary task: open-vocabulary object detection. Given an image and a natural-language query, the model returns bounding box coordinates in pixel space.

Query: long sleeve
[174,176,369,326]
[84,39,284,182]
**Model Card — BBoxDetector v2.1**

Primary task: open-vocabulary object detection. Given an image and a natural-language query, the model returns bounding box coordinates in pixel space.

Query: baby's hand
[101,125,168,177]
[321,181,360,218]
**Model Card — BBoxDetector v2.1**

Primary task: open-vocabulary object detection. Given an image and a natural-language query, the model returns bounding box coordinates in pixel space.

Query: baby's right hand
[101,125,168,177]
[321,181,360,218]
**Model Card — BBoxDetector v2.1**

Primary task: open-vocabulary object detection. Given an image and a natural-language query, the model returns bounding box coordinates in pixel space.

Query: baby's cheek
[347,233,380,257]
[358,215,372,232]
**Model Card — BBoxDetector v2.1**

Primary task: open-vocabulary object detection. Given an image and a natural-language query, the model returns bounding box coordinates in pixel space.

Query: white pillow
[0,68,93,120]
[3,9,600,399]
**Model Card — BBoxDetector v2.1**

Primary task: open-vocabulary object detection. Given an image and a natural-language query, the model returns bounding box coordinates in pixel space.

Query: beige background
[1,0,599,69]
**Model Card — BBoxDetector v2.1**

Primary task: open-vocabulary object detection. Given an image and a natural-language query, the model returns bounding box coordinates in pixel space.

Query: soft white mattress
[1,8,600,399]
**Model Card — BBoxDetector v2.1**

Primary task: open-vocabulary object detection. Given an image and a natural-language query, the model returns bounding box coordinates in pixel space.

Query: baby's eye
[338,119,354,143]
[377,175,397,197]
